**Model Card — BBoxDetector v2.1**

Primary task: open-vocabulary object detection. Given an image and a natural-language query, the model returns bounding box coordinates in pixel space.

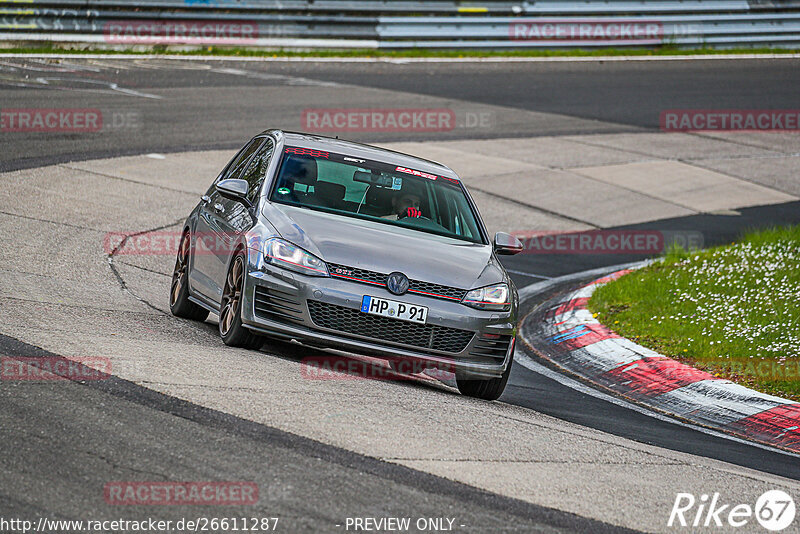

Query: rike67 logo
[669,491,796,531]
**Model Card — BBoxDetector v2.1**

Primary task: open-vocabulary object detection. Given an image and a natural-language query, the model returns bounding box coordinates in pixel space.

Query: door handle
[201,195,211,204]
[213,203,225,213]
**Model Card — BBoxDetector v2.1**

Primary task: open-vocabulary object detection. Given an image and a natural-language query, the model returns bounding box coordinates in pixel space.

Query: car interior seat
[279,156,317,202]
[312,181,347,210]
[360,185,394,216]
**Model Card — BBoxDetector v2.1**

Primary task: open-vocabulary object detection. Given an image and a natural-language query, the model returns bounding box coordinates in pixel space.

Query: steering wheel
[398,207,428,220]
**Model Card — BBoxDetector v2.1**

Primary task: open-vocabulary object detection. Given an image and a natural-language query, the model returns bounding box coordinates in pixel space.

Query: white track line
[504,268,552,279]
[518,260,650,299]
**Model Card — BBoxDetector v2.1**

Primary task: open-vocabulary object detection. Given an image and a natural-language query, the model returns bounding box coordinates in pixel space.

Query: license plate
[361,295,428,324]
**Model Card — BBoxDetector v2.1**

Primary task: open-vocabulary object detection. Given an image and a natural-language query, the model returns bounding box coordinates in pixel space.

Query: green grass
[1,44,799,58]
[589,226,800,401]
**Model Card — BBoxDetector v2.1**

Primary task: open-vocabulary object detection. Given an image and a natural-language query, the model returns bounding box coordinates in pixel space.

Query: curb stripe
[556,323,620,350]
[552,297,589,317]
[529,268,800,453]
[587,270,633,285]
[651,379,792,426]
[727,404,800,450]
[599,357,719,398]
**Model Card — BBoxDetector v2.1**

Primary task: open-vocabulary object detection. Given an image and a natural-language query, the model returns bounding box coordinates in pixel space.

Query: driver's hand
[400,207,422,219]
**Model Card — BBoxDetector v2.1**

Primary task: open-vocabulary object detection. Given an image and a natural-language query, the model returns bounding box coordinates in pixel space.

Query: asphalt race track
[3,57,800,172]
[1,56,800,533]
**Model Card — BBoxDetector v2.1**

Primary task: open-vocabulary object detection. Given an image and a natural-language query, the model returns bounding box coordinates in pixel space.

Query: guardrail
[1,1,799,49]
[380,13,800,48]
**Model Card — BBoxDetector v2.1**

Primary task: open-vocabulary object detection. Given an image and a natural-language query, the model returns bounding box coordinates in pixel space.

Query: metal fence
[1,0,799,49]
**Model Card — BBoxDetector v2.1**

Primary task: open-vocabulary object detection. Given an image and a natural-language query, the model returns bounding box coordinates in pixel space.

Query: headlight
[264,238,329,277]
[461,283,510,311]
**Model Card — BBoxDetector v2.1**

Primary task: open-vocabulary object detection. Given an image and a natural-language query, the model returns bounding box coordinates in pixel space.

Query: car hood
[262,203,505,290]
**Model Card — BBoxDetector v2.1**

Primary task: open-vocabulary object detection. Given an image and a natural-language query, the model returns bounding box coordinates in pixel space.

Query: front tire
[219,251,264,350]
[170,231,210,322]
[456,357,512,401]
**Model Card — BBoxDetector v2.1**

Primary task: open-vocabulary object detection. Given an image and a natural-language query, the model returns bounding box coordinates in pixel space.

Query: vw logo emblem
[386,272,410,295]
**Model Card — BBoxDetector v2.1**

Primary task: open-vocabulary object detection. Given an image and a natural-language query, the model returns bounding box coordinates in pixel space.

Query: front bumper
[239,248,516,379]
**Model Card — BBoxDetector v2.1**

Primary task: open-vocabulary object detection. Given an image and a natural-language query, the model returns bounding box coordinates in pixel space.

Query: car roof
[262,130,461,181]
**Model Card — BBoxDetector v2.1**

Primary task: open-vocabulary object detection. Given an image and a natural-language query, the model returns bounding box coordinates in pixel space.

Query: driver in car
[382,192,422,221]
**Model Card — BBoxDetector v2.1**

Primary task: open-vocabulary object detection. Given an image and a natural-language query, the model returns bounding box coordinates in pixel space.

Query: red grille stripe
[330,273,384,286]
[408,288,461,301]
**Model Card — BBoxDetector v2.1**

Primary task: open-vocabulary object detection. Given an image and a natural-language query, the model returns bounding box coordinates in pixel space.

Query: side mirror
[216,178,249,202]
[494,232,524,255]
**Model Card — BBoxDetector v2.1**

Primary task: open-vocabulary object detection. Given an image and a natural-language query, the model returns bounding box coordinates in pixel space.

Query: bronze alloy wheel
[170,233,190,307]
[219,251,263,349]
[169,232,209,322]
[220,255,244,336]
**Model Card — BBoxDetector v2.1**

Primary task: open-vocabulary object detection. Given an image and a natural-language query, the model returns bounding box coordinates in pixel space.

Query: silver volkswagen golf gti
[170,130,523,400]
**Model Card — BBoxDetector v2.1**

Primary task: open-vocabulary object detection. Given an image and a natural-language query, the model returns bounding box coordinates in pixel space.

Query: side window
[241,138,274,202]
[224,138,264,182]
[206,145,245,196]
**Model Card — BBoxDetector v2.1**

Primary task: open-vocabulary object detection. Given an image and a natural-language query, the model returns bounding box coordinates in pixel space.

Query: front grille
[307,300,474,354]
[407,280,465,300]
[254,286,304,324]
[327,263,468,302]
[470,334,513,361]
[328,264,385,286]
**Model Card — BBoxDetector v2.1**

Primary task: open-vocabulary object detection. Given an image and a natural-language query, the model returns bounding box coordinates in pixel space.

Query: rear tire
[456,357,512,401]
[219,251,264,350]
[170,231,210,322]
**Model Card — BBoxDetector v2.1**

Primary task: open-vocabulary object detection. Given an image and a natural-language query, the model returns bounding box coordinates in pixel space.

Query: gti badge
[386,272,410,295]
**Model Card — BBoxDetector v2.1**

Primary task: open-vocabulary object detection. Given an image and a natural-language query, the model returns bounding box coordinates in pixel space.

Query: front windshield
[269,146,486,244]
